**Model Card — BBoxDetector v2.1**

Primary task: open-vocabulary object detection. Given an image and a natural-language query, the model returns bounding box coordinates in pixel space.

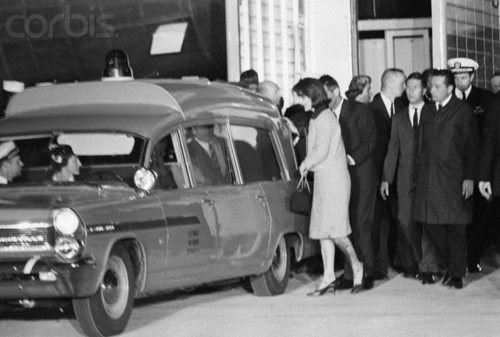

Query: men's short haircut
[292,78,329,109]
[406,72,424,86]
[433,69,454,87]
[422,68,438,86]
[240,69,259,85]
[381,68,405,87]
[319,75,339,90]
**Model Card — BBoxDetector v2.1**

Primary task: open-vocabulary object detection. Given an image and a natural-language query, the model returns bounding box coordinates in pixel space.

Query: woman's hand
[299,162,308,176]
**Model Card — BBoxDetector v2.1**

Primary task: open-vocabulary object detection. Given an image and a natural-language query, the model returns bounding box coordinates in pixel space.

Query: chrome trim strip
[0,222,51,229]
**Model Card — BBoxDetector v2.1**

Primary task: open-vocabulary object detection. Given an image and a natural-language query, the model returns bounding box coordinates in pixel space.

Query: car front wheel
[73,245,135,337]
[250,236,290,296]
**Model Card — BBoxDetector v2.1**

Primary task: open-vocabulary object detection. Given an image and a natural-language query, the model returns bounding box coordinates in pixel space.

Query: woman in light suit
[293,78,364,295]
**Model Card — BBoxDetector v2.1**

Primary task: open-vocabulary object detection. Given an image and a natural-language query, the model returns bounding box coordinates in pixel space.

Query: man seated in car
[0,141,23,184]
[187,125,230,185]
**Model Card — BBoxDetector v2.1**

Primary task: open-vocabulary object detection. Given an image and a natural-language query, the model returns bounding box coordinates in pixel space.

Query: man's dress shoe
[336,276,354,290]
[373,272,388,280]
[445,277,463,289]
[467,263,482,273]
[403,272,418,279]
[421,272,442,284]
[363,277,374,290]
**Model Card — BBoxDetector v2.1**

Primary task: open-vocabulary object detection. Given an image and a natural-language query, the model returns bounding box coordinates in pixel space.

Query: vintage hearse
[0,79,316,336]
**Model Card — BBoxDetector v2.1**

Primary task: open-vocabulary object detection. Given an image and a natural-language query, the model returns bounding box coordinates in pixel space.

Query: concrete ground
[2,253,500,337]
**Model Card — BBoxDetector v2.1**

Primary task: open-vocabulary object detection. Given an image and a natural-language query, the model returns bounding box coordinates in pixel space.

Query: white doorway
[358,19,432,94]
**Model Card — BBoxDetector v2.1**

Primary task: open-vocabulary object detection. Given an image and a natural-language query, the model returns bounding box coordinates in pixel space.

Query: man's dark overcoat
[478,93,500,196]
[414,95,478,225]
[339,99,378,192]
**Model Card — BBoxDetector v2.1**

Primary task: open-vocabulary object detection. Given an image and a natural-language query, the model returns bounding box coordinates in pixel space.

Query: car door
[184,122,272,275]
[151,130,220,287]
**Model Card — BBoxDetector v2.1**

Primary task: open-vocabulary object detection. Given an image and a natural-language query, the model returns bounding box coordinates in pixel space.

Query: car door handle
[202,199,215,206]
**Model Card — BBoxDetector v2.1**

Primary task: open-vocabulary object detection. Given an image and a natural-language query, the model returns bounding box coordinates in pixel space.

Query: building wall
[306,0,354,93]
[445,0,500,89]
[230,0,354,106]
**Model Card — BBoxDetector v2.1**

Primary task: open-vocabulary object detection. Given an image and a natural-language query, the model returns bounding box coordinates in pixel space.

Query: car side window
[230,125,282,183]
[151,132,188,189]
[185,123,235,186]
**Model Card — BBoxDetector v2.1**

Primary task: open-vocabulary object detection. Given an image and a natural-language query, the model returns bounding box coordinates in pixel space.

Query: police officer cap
[447,57,479,74]
[0,141,19,161]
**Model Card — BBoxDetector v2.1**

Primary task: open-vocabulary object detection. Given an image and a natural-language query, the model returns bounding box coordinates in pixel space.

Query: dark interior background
[358,0,431,20]
[0,0,227,86]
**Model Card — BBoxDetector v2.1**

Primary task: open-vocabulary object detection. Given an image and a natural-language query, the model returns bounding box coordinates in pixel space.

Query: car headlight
[53,208,80,236]
[55,237,81,260]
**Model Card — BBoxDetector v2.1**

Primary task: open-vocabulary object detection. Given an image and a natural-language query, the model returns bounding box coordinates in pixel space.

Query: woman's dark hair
[345,75,371,101]
[292,78,329,109]
[50,144,75,172]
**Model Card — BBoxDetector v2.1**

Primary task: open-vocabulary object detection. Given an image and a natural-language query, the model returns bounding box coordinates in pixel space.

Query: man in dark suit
[370,68,406,278]
[490,72,500,94]
[414,69,478,289]
[380,72,439,282]
[320,75,378,289]
[188,125,230,185]
[448,57,493,273]
[477,92,500,263]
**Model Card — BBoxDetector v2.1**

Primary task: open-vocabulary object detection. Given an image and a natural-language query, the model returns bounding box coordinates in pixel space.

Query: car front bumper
[0,258,100,300]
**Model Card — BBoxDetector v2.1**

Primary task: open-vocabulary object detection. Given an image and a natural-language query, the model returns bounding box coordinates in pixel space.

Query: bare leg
[334,236,364,286]
[319,239,336,288]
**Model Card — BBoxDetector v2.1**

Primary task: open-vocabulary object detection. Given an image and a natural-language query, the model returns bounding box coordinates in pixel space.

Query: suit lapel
[402,107,413,131]
[376,95,391,124]
[466,86,478,105]
[339,99,350,122]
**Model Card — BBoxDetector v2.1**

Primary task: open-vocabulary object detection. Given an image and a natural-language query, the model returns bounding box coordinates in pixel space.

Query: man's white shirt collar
[380,93,393,118]
[0,176,8,184]
[195,138,211,154]
[454,85,472,100]
[409,102,425,126]
[436,94,453,110]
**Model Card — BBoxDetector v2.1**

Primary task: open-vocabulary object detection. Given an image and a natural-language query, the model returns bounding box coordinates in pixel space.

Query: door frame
[385,28,431,69]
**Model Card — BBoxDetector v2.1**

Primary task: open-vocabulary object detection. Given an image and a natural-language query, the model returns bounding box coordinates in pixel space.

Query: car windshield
[4,133,145,187]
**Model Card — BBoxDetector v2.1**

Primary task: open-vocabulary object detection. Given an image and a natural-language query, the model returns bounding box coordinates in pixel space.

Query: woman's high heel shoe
[351,263,365,295]
[307,279,339,297]
[351,278,365,294]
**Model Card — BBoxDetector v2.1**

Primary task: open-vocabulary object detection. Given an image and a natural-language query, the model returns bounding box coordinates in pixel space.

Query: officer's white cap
[447,57,479,74]
[0,141,19,161]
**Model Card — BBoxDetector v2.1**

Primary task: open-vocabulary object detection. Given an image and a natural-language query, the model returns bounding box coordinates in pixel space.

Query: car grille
[0,224,54,252]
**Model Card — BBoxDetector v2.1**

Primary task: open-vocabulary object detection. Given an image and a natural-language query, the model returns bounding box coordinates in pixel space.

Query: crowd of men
[248,57,500,290]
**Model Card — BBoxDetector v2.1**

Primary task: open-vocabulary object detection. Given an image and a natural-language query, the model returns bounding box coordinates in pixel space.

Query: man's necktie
[390,102,395,118]
[209,142,221,173]
[438,104,443,111]
[413,108,418,130]
[461,90,466,100]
